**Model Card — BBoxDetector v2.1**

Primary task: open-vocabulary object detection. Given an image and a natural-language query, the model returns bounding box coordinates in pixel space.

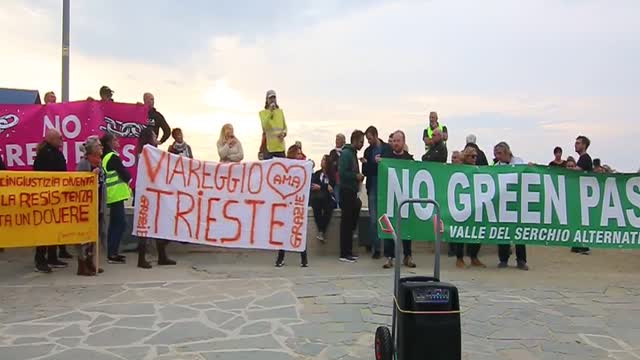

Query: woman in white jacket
[217,124,244,162]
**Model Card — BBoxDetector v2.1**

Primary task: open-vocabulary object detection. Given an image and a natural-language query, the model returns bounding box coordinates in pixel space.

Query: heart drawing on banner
[266,162,308,200]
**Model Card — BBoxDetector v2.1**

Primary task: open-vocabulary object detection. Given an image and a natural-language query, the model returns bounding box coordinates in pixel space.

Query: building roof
[0,87,42,104]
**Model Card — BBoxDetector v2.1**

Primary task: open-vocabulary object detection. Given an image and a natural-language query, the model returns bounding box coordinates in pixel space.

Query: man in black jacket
[381,130,416,269]
[33,129,69,273]
[362,126,391,259]
[143,93,171,145]
[465,134,489,166]
[422,128,448,162]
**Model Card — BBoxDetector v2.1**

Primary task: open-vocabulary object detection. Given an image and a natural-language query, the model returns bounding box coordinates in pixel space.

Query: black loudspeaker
[397,276,461,360]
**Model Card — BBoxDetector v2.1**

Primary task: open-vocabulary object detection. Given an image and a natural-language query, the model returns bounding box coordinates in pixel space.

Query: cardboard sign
[0,171,98,247]
[133,146,313,252]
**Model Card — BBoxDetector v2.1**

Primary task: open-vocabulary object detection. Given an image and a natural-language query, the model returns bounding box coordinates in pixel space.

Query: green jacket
[338,144,359,192]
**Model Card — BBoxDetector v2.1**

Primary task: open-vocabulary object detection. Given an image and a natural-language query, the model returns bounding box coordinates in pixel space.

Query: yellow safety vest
[102,152,131,204]
[259,108,287,153]
[424,124,446,150]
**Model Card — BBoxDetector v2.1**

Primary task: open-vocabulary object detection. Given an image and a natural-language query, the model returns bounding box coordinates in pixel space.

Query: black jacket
[422,141,448,163]
[33,143,67,172]
[362,140,391,178]
[148,107,171,144]
[311,170,336,192]
[465,143,489,166]
[0,156,5,171]
[382,148,414,161]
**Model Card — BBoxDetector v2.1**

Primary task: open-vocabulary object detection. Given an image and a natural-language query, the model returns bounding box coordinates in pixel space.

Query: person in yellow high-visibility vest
[259,90,287,159]
[100,133,132,265]
[422,111,448,152]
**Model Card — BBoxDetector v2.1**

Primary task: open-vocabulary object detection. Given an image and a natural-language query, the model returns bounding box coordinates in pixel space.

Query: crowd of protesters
[0,87,625,275]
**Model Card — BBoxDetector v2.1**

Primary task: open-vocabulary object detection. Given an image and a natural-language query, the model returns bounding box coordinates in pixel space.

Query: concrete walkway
[0,246,638,359]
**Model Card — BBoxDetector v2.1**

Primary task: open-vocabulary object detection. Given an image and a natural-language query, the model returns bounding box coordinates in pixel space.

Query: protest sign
[378,159,640,249]
[0,171,98,248]
[0,101,147,183]
[133,146,313,252]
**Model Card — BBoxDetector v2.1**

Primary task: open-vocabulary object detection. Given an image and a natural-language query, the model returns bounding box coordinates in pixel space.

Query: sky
[2,0,639,171]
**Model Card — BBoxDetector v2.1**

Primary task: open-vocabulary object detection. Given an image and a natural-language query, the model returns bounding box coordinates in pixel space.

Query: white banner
[132,146,312,252]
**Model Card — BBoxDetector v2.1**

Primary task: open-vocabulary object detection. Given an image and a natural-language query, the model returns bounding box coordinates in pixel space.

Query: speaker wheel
[375,326,393,360]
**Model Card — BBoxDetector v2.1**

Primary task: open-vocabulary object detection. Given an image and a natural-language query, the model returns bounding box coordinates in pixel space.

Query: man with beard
[381,131,416,269]
[33,129,69,273]
[362,126,391,259]
[144,92,172,145]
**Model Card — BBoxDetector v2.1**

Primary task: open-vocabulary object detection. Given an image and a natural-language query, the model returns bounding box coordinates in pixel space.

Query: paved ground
[0,246,638,359]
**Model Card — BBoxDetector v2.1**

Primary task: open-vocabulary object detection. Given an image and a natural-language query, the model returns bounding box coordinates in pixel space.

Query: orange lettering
[146,187,174,232]
[205,197,221,242]
[269,203,286,247]
[244,199,265,245]
[221,200,241,243]
[142,147,167,184]
[175,191,195,238]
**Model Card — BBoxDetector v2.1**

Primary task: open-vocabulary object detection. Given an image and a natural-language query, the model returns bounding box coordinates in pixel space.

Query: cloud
[2,0,639,171]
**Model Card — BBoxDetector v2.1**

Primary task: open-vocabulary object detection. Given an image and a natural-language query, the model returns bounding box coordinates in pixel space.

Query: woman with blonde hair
[217,124,244,162]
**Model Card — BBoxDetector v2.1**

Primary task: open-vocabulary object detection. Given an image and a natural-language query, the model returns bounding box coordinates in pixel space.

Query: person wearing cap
[144,92,172,145]
[259,90,287,159]
[422,111,448,152]
[493,141,529,271]
[464,134,489,166]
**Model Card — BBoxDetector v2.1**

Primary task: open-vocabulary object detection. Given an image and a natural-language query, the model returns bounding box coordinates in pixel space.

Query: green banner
[377,159,640,249]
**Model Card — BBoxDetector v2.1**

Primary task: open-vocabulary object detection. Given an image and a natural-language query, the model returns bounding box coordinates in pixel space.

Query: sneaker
[35,263,52,273]
[383,258,393,269]
[517,261,529,271]
[456,258,466,269]
[403,256,416,268]
[158,258,177,266]
[301,262,309,268]
[115,255,127,262]
[275,261,284,268]
[316,232,325,242]
[47,260,68,268]
[351,254,360,260]
[107,256,126,264]
[372,251,381,260]
[339,257,357,263]
[579,250,591,255]
[498,262,509,268]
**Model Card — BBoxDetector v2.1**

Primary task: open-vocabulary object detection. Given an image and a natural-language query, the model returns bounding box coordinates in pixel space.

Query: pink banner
[0,100,148,183]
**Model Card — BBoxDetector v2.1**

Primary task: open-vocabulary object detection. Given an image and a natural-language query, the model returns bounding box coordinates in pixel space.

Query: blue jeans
[107,200,126,258]
[368,191,380,254]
